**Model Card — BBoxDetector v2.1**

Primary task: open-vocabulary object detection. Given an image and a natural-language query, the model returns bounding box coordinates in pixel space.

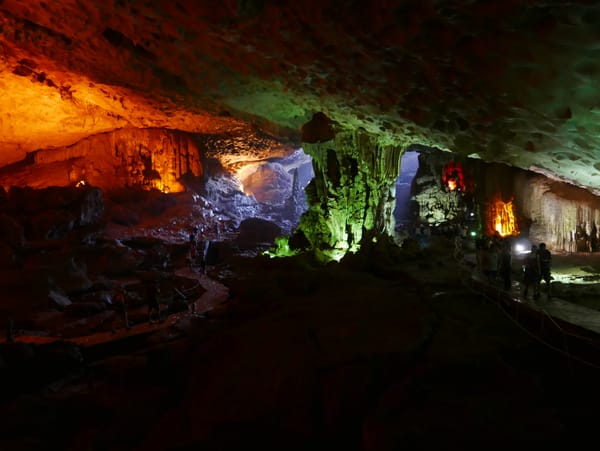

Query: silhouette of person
[523,245,540,300]
[538,243,552,298]
[591,223,598,252]
[147,281,161,324]
[499,241,512,291]
[6,318,14,343]
[113,288,131,330]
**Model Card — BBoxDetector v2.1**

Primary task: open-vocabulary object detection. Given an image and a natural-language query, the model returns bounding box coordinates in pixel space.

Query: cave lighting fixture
[514,239,532,255]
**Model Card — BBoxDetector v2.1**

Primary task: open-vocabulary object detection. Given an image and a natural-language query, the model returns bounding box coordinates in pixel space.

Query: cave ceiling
[2,0,600,192]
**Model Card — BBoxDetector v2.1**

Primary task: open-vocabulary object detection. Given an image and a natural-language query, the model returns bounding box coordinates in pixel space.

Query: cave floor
[3,240,600,450]
[7,244,600,354]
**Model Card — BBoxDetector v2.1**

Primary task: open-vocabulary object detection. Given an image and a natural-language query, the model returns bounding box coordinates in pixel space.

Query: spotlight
[514,239,532,254]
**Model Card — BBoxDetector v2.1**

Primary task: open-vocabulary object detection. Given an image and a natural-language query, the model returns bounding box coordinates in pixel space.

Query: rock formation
[298,120,402,261]
[0,128,204,192]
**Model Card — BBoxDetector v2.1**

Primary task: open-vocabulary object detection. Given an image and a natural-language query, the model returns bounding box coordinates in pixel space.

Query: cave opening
[393,150,419,228]
[236,147,314,231]
[193,146,314,250]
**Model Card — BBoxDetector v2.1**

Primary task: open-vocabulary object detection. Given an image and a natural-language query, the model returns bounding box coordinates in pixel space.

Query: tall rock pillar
[297,113,402,261]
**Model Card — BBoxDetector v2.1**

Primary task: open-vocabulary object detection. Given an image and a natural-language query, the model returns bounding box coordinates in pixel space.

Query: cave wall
[0,128,203,192]
[516,174,600,252]
[466,159,600,252]
[412,150,600,252]
[424,152,600,252]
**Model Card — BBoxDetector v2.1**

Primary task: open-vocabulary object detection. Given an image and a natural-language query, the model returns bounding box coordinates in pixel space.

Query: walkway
[463,250,600,333]
[1,269,229,348]
[470,270,600,336]
[466,265,600,369]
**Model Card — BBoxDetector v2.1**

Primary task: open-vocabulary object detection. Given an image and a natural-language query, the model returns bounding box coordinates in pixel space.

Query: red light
[442,161,465,192]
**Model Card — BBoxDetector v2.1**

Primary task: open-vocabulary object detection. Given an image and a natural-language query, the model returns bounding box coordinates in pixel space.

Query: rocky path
[1,269,229,348]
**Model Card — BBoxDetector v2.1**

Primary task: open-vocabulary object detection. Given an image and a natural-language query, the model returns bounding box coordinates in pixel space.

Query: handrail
[538,307,572,372]
[460,265,600,370]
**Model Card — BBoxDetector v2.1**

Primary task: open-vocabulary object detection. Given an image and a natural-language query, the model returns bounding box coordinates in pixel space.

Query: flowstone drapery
[295,124,402,261]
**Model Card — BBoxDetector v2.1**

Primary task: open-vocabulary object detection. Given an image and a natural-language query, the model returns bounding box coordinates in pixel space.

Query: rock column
[298,113,402,261]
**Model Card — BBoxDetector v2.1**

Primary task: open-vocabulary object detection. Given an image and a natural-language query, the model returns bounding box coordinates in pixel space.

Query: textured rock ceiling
[2,0,600,192]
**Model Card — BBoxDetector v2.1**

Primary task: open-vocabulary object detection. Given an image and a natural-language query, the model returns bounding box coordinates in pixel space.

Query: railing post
[562,332,573,375]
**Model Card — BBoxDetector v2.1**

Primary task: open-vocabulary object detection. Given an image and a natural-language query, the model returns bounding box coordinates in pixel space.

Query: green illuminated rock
[295,116,402,261]
[264,236,301,259]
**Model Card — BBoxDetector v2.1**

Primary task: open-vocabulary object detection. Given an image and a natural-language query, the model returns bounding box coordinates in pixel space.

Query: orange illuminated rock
[486,196,519,238]
[0,128,204,192]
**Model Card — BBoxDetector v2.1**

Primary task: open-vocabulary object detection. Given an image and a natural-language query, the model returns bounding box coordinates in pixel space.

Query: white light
[514,239,532,254]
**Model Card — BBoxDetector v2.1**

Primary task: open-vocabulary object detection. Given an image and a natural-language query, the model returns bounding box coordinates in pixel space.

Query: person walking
[523,244,540,300]
[147,281,161,324]
[187,226,199,271]
[482,241,500,284]
[499,241,512,291]
[113,287,132,330]
[6,318,14,343]
[538,243,552,298]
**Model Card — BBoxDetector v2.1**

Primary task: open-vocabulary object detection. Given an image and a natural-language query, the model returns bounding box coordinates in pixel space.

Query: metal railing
[460,261,600,371]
